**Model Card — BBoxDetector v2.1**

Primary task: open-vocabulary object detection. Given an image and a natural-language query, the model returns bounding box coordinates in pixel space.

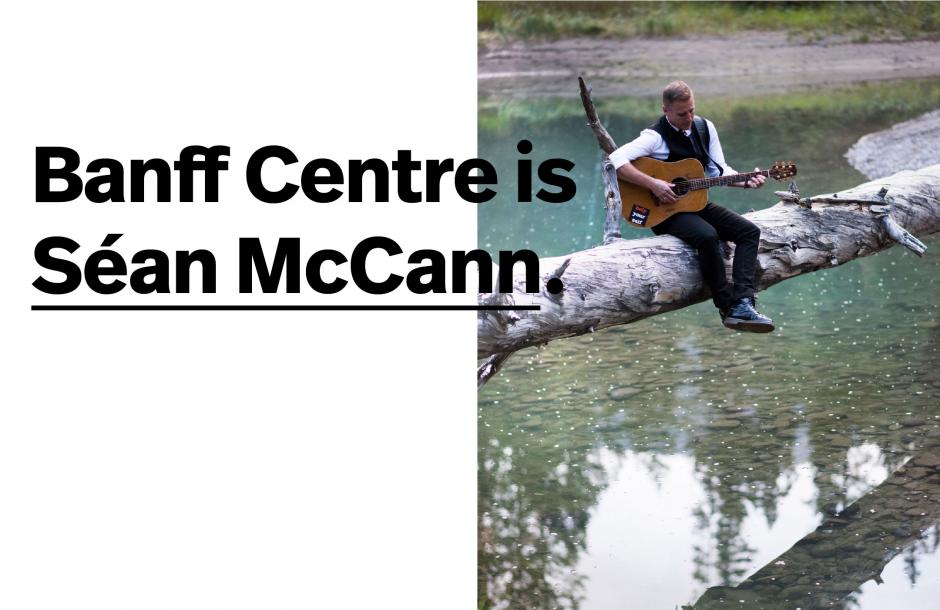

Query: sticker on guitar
[629,204,650,226]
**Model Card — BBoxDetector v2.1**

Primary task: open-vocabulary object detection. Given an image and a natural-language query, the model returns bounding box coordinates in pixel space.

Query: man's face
[663,95,695,131]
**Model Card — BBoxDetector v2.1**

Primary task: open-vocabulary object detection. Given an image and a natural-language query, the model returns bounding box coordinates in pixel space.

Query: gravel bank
[479,33,940,100]
[846,109,940,179]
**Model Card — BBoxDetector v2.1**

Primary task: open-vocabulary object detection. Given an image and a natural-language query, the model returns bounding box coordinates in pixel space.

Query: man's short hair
[662,80,693,106]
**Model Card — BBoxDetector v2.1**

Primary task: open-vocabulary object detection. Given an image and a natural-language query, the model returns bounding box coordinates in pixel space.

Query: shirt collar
[665,116,692,136]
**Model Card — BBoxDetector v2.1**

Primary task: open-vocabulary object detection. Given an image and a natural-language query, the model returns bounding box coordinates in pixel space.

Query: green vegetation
[479,1,940,43]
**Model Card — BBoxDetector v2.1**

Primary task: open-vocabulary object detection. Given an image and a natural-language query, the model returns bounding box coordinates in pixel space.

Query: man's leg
[652,212,734,310]
[697,202,761,301]
[695,202,773,332]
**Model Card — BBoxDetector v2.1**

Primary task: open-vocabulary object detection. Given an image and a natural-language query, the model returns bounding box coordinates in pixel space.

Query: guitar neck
[687,169,770,191]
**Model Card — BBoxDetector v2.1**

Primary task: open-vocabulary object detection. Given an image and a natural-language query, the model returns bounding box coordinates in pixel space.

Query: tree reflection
[478,429,604,609]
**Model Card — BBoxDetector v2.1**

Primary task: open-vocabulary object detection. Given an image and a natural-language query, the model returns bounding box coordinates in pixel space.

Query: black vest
[649,115,722,175]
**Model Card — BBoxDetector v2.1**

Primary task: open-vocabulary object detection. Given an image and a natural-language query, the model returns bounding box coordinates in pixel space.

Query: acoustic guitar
[619,158,797,228]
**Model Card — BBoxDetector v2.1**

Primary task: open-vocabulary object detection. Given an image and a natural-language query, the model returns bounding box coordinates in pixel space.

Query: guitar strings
[685,170,764,191]
[668,164,793,194]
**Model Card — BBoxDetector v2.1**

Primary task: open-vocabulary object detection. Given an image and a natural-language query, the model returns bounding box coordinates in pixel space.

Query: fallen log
[478,164,940,368]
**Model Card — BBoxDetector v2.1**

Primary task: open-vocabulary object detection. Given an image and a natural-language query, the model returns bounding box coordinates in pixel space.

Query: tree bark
[578,76,617,155]
[477,164,940,360]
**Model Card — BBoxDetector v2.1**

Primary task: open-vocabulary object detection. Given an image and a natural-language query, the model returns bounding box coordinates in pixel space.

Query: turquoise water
[478,80,940,609]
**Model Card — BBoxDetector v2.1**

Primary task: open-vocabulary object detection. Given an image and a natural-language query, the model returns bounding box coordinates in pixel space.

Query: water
[478,79,940,609]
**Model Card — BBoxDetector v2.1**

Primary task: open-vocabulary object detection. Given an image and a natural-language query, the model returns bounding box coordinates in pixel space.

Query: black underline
[31,304,540,311]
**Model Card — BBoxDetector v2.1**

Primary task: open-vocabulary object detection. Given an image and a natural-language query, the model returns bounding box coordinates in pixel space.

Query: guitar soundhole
[673,177,689,197]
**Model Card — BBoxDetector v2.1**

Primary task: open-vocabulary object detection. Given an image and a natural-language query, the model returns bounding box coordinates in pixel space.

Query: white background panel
[1,2,477,608]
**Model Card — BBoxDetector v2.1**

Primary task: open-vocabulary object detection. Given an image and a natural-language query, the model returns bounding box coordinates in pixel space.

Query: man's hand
[744,167,766,189]
[650,178,678,204]
[617,160,678,204]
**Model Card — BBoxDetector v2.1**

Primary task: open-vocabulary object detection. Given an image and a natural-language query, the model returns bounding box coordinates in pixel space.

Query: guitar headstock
[769,161,797,180]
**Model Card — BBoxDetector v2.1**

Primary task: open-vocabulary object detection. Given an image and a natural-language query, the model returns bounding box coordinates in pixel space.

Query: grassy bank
[479,1,940,43]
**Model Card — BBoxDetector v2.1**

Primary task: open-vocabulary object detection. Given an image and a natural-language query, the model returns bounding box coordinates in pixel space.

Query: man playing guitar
[611,80,774,333]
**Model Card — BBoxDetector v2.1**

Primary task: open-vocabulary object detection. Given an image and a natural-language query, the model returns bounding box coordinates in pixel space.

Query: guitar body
[619,157,709,228]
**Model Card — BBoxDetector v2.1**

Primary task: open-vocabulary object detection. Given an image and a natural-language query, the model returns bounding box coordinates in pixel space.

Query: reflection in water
[478,80,940,609]
[691,447,940,609]
[478,417,601,610]
[479,345,940,608]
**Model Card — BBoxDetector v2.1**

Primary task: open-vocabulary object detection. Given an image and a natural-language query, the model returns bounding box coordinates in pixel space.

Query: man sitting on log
[611,80,774,333]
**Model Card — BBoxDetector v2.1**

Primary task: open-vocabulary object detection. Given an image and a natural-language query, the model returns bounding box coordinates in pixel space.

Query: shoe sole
[723,317,775,333]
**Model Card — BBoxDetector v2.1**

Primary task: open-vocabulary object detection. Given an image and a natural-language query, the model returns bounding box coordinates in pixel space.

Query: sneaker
[722,297,775,333]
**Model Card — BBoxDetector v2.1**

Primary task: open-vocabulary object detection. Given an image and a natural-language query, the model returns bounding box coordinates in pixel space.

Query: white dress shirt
[609,117,734,178]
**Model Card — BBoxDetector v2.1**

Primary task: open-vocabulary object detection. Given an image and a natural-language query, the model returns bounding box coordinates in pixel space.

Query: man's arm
[616,161,679,204]
[705,119,766,189]
[611,130,678,204]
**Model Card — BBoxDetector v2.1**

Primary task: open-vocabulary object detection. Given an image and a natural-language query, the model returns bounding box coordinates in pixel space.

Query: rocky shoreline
[846,109,940,179]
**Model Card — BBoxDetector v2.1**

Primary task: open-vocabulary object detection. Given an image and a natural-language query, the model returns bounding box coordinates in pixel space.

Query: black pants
[652,202,760,311]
